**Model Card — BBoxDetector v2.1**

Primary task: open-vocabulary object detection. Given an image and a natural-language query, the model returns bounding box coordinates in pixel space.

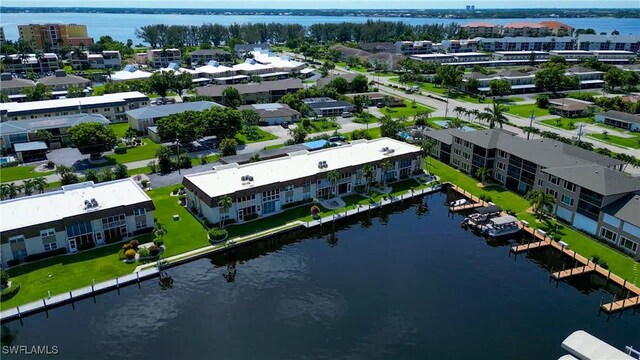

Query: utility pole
[577,124,584,146]
[527,110,535,140]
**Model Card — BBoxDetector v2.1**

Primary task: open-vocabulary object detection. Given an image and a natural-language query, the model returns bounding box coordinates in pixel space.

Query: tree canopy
[68,122,118,159]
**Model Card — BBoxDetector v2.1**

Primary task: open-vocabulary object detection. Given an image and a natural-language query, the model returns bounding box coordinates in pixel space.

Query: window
[620,236,638,253]
[537,179,543,186]
[497,162,506,170]
[133,208,146,216]
[262,189,280,202]
[494,173,504,182]
[548,175,559,185]
[563,181,576,192]
[498,150,507,158]
[600,227,618,244]
[41,228,57,251]
[136,219,147,230]
[546,188,557,199]
[561,194,574,206]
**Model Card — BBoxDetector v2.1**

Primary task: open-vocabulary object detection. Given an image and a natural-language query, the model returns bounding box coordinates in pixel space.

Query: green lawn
[235,127,278,144]
[1,166,55,183]
[540,117,594,130]
[352,113,378,124]
[567,91,600,99]
[389,79,521,104]
[381,100,434,118]
[345,127,382,140]
[588,133,640,149]
[428,156,638,285]
[263,143,286,151]
[506,104,550,118]
[303,120,341,134]
[335,62,367,72]
[370,71,397,77]
[106,138,162,164]
[110,123,130,137]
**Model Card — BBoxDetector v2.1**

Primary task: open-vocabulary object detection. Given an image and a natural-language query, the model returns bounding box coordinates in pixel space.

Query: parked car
[342,112,353,118]
[281,122,289,129]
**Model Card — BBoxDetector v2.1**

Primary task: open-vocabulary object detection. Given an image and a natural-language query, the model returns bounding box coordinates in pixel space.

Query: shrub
[244,213,259,221]
[536,95,550,109]
[301,118,312,128]
[208,228,228,241]
[310,205,320,215]
[148,245,160,256]
[179,194,187,204]
[281,198,313,210]
[0,270,9,288]
[24,248,67,262]
[137,247,150,257]
[114,146,128,154]
[153,238,164,247]
[6,259,20,267]
[125,249,136,260]
[46,160,56,169]
[141,179,149,188]
[123,243,133,251]
[354,185,366,193]
[130,240,140,250]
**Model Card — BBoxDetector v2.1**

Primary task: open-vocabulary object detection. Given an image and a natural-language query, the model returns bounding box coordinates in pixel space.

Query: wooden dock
[551,265,595,280]
[601,296,640,313]
[450,203,484,212]
[449,185,490,207]
[510,240,551,254]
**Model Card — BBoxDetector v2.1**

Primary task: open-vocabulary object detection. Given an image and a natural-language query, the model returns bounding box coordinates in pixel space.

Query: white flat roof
[411,54,455,58]
[453,52,489,57]
[0,179,152,233]
[0,92,147,114]
[561,330,634,360]
[185,138,420,199]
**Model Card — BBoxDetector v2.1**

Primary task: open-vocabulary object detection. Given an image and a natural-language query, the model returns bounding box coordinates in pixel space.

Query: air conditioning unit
[381,147,389,152]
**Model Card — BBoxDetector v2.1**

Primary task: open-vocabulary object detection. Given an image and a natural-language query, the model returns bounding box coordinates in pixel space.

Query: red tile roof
[462,22,497,28]
[540,21,572,29]
[504,22,545,29]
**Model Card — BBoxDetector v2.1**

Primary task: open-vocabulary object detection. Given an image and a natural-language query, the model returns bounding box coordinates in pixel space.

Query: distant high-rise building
[466,5,475,11]
[18,23,94,51]
[0,26,5,43]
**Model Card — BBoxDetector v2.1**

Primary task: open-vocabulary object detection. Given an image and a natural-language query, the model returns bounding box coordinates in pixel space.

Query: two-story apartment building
[195,79,303,105]
[182,138,422,226]
[0,92,149,122]
[0,179,155,267]
[189,49,232,65]
[0,53,60,74]
[38,69,91,91]
[577,35,640,52]
[126,101,223,133]
[71,50,122,70]
[461,22,500,38]
[395,41,435,55]
[478,37,575,52]
[0,73,35,96]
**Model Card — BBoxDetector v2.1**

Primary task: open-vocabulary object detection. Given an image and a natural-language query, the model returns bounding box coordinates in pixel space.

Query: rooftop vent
[241,175,254,183]
[384,148,395,155]
[381,147,389,152]
[84,198,99,210]
[317,161,328,169]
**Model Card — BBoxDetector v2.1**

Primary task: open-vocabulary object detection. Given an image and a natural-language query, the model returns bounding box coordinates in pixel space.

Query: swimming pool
[0,156,16,164]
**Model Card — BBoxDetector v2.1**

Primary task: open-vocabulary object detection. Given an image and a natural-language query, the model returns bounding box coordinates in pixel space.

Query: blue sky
[2,0,638,8]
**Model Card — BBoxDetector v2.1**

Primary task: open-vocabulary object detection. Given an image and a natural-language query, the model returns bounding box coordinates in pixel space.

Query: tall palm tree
[525,189,555,220]
[327,170,341,198]
[217,195,233,229]
[361,165,375,194]
[448,117,463,129]
[380,160,393,187]
[475,167,489,185]
[480,100,508,129]
[454,106,466,120]
[34,51,45,73]
[471,109,481,124]
[421,139,437,174]
[22,179,35,196]
[33,177,48,194]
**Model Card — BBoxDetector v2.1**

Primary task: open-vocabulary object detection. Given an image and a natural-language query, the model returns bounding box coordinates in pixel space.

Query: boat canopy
[490,215,518,225]
[476,205,502,214]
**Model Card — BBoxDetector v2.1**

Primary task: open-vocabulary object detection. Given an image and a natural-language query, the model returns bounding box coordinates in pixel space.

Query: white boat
[449,199,468,207]
[482,215,521,237]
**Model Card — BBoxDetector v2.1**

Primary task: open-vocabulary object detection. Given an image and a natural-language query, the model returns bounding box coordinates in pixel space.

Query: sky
[1,0,638,8]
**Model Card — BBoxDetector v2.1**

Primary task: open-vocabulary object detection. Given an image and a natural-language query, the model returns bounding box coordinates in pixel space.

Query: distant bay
[1,12,638,43]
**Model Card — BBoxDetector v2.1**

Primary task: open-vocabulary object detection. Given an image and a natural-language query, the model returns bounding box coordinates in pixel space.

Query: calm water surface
[0,13,637,42]
[2,192,639,359]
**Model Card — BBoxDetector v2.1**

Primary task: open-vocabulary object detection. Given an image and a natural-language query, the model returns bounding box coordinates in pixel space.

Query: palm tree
[6,183,23,199]
[0,184,10,200]
[361,164,375,194]
[525,189,555,220]
[471,109,481,124]
[22,179,35,196]
[34,51,45,73]
[217,195,233,228]
[380,160,393,188]
[327,170,341,198]
[448,116,463,129]
[153,222,167,240]
[480,100,508,129]
[33,177,48,194]
[36,129,53,145]
[104,67,114,82]
[475,167,489,185]
[421,139,437,175]
[454,106,466,120]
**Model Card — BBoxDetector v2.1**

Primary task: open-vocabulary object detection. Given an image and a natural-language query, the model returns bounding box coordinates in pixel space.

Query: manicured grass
[352,113,378,124]
[106,138,162,164]
[2,243,137,308]
[336,62,367,72]
[345,127,382,140]
[540,117,594,130]
[381,99,434,118]
[588,133,640,149]
[302,120,340,134]
[1,166,55,183]
[567,91,600,99]
[370,71,397,77]
[110,123,130,137]
[235,127,278,144]
[506,104,550,118]
[389,79,521,104]
[428,156,638,285]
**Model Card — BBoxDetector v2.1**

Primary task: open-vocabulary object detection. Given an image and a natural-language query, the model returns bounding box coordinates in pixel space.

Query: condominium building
[539,21,573,36]
[0,179,155,267]
[0,73,35,96]
[71,50,122,70]
[146,48,181,68]
[461,22,500,38]
[492,51,550,61]
[18,23,93,51]
[0,27,5,43]
[595,110,640,132]
[189,49,232,65]
[395,41,435,55]
[577,35,640,52]
[0,92,149,122]
[238,103,301,125]
[440,38,481,53]
[478,36,575,52]
[38,69,91,91]
[424,128,639,259]
[501,22,550,37]
[182,138,422,225]
[0,53,60,74]
[195,79,303,105]
[302,97,354,117]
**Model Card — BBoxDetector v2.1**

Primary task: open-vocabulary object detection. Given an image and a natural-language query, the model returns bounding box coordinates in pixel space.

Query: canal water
[2,191,639,359]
